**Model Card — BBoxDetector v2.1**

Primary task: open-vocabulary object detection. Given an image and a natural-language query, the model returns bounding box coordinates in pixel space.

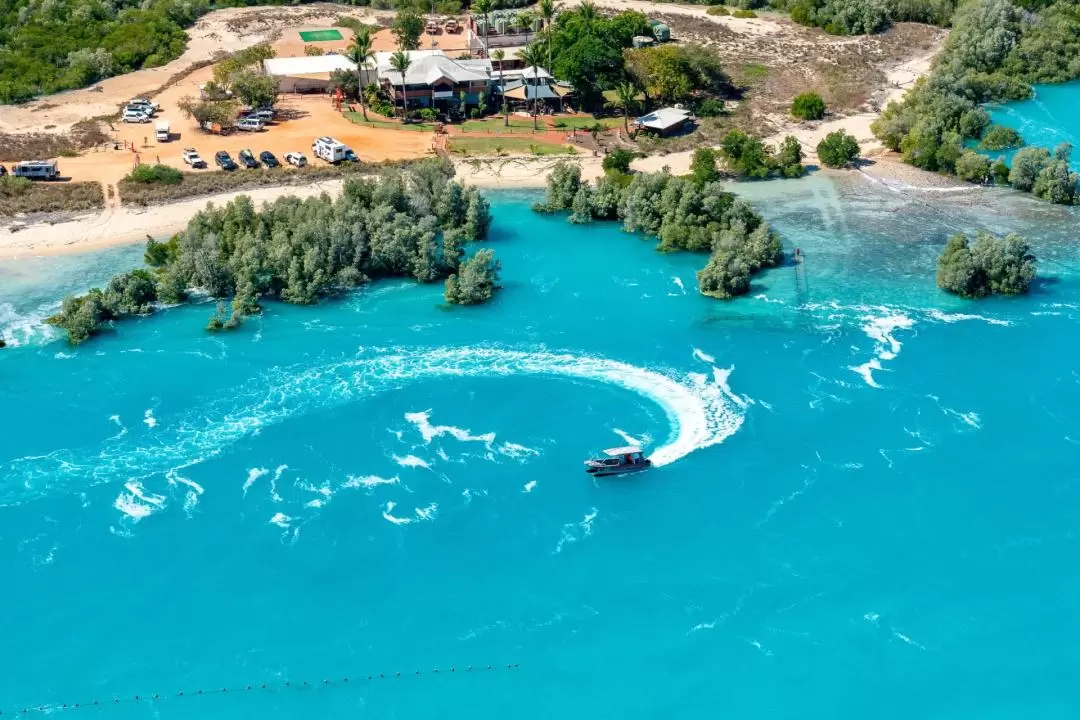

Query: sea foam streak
[1,346,745,498]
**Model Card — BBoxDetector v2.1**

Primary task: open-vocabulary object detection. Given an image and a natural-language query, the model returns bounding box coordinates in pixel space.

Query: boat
[584,446,652,477]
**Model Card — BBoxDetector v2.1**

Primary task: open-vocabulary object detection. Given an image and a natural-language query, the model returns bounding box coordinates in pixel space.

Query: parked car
[259,151,279,168]
[129,98,159,111]
[122,108,151,123]
[248,109,275,123]
[343,149,360,163]
[284,152,307,167]
[236,117,265,132]
[215,150,237,171]
[238,149,259,169]
[182,148,206,168]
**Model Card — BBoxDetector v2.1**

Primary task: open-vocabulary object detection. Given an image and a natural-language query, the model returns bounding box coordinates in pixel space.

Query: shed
[263,55,375,93]
[633,107,694,136]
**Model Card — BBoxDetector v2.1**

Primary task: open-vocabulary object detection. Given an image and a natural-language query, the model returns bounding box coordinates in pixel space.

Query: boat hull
[585,461,652,478]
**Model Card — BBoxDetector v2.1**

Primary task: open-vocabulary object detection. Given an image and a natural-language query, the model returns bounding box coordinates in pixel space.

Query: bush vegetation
[791,91,826,120]
[816,130,861,167]
[706,5,731,14]
[602,148,636,174]
[732,8,758,16]
[126,163,183,185]
[48,160,498,344]
[936,231,1036,297]
[533,161,783,299]
[445,249,501,305]
[719,130,807,178]
[978,125,1022,150]
[870,0,1080,203]
[0,176,104,216]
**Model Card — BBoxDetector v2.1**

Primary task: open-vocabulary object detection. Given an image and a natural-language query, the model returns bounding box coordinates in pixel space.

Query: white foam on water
[672,276,687,294]
[692,347,716,364]
[892,631,926,650]
[269,465,287,502]
[415,502,438,521]
[462,488,472,504]
[269,512,294,529]
[168,469,204,516]
[392,454,431,470]
[747,639,774,657]
[523,480,537,493]
[0,301,61,348]
[305,499,324,508]
[850,358,883,389]
[555,508,599,553]
[612,428,645,447]
[861,313,915,361]
[382,501,412,525]
[498,442,539,460]
[113,481,165,521]
[863,612,880,626]
[713,366,751,409]
[3,346,746,500]
[343,474,400,491]
[242,467,269,497]
[143,409,158,428]
[404,410,496,447]
[927,309,1011,327]
[108,415,127,439]
[688,621,717,634]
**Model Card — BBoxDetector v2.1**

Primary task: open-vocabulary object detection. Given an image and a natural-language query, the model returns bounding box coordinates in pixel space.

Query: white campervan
[13,160,60,180]
[311,136,347,164]
[155,121,170,142]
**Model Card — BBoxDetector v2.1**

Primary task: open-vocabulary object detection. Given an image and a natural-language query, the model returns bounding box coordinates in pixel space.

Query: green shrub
[707,5,731,14]
[127,164,184,185]
[732,8,758,16]
[602,148,635,174]
[936,231,1036,298]
[697,98,726,117]
[978,125,1023,151]
[690,148,719,185]
[954,151,992,183]
[791,92,826,120]
[816,130,860,167]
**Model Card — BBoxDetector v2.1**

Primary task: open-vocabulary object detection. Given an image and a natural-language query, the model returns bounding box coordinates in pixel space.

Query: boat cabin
[584,446,651,476]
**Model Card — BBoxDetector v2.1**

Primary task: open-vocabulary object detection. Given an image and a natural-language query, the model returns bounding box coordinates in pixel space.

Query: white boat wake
[2,346,746,500]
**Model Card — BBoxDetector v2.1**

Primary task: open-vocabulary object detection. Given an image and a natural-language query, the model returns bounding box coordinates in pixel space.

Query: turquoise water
[3,176,1080,718]
[980,81,1080,169]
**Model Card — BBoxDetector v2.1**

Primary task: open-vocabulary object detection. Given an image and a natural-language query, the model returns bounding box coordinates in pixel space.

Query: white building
[262,55,376,94]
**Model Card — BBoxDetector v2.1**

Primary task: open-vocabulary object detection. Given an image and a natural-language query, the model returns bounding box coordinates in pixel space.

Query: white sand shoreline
[0,152,973,259]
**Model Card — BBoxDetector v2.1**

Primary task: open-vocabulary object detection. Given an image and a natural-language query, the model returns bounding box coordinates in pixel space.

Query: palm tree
[537,0,561,72]
[578,0,598,24]
[389,51,412,120]
[474,0,493,56]
[518,43,544,131]
[611,81,639,133]
[345,27,374,120]
[491,49,509,128]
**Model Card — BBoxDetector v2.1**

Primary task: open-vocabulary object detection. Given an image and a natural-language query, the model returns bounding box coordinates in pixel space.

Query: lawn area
[549,115,623,130]
[446,136,575,157]
[299,29,342,42]
[458,117,547,133]
[343,112,434,132]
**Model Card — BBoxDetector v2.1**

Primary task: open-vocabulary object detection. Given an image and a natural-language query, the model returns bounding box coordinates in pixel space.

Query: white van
[13,160,60,180]
[155,121,170,142]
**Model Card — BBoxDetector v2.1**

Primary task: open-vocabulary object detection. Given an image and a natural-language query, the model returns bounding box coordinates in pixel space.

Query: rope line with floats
[3,663,521,715]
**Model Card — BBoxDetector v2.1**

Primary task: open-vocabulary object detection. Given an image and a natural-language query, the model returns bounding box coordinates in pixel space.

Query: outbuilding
[632,107,694,136]
[262,55,375,94]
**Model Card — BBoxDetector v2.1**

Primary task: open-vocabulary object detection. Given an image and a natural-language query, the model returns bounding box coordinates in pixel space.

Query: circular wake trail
[2,347,744,500]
